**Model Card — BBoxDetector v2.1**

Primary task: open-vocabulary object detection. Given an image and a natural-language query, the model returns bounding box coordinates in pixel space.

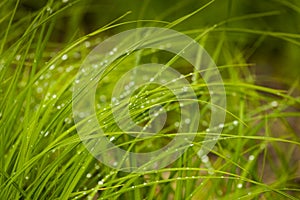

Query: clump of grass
[1,0,300,199]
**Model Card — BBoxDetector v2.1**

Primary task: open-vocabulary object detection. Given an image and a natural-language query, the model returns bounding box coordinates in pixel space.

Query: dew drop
[84,41,91,48]
[248,155,255,161]
[185,118,191,124]
[49,65,55,70]
[233,120,238,126]
[98,180,104,185]
[44,131,49,137]
[201,155,209,163]
[61,54,68,60]
[15,55,21,61]
[86,173,92,178]
[218,123,224,128]
[237,183,243,189]
[271,101,278,107]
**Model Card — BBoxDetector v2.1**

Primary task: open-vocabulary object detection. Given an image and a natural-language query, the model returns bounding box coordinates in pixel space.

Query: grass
[1,0,300,199]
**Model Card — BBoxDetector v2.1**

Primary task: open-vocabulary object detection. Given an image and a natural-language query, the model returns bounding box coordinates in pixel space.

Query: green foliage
[0,0,299,199]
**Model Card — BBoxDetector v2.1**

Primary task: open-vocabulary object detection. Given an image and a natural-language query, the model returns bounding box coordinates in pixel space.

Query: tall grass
[0,0,300,199]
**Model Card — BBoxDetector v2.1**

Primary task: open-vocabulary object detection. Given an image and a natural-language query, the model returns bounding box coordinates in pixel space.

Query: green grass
[1,0,300,199]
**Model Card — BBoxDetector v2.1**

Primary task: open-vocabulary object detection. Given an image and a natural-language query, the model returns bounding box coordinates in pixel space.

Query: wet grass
[0,0,300,199]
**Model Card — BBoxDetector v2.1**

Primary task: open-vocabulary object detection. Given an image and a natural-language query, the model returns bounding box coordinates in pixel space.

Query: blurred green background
[17,0,300,83]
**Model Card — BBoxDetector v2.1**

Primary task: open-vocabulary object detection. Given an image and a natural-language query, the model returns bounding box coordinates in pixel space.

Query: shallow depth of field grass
[1,0,300,199]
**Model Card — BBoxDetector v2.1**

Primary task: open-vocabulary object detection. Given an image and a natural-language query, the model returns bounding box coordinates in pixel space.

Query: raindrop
[64,117,72,124]
[15,55,21,61]
[66,65,74,72]
[46,7,52,13]
[61,54,68,60]
[248,155,255,161]
[98,180,104,185]
[49,65,55,70]
[201,155,209,163]
[109,136,115,142]
[44,131,49,137]
[37,87,43,93]
[271,101,278,107]
[218,123,224,128]
[185,118,191,124]
[86,173,92,178]
[84,41,91,48]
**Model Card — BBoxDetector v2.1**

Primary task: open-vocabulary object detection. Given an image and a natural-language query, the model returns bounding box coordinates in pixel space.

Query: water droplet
[44,131,49,137]
[185,118,191,124]
[66,65,74,72]
[46,7,52,13]
[49,65,55,70]
[109,136,115,142]
[61,54,68,60]
[25,176,29,180]
[218,123,224,128]
[248,155,255,161]
[37,87,43,93]
[84,41,91,48]
[201,155,209,163]
[174,122,180,127]
[86,173,92,178]
[98,180,104,185]
[64,117,72,124]
[271,101,278,107]
[233,120,238,126]
[62,0,68,3]
[15,55,21,61]
[52,94,57,99]
[237,183,243,189]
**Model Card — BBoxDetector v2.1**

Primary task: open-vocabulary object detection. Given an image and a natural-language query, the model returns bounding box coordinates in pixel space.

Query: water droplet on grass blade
[61,54,68,60]
[248,155,255,161]
[86,173,92,178]
[98,180,104,185]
